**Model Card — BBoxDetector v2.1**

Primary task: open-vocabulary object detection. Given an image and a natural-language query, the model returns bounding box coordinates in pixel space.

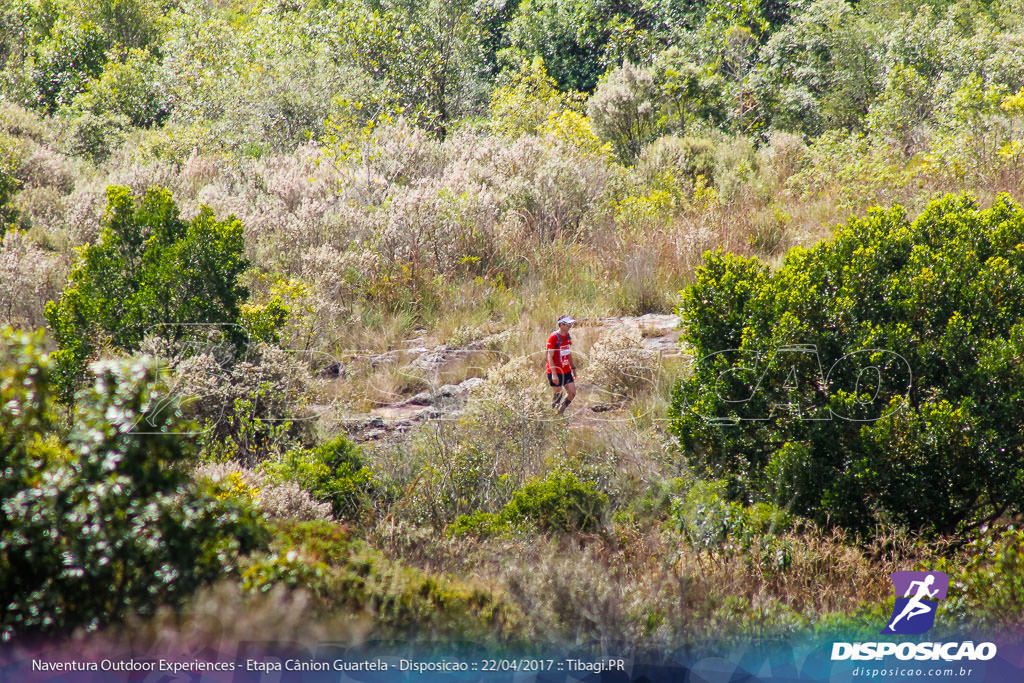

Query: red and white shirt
[546,331,573,374]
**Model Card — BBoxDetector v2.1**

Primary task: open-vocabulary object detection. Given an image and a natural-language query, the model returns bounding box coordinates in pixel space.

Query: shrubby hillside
[3,0,1024,654]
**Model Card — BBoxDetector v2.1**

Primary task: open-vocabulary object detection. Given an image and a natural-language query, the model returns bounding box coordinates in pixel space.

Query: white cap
[557,315,576,325]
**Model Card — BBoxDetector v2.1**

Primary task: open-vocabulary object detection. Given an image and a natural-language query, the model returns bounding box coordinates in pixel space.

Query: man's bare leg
[557,383,576,414]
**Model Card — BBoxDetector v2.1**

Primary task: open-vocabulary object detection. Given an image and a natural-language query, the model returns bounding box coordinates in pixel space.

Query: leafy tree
[72,47,170,127]
[78,0,165,51]
[670,194,1024,536]
[45,185,250,401]
[927,74,1015,180]
[503,0,649,92]
[0,327,268,640]
[472,0,520,78]
[30,19,109,112]
[651,46,728,134]
[333,0,483,136]
[0,0,35,74]
[501,0,714,93]
[750,0,882,135]
[504,0,612,93]
[157,1,360,155]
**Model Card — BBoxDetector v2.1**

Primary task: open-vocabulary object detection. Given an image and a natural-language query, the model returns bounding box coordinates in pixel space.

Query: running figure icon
[882,571,948,635]
[886,575,938,632]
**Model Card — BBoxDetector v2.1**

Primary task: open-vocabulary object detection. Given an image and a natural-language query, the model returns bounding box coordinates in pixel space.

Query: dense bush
[160,3,363,154]
[489,57,581,138]
[750,0,884,136]
[670,479,794,571]
[504,470,608,532]
[0,328,269,640]
[194,462,332,522]
[587,61,660,163]
[670,193,1024,535]
[938,528,1024,631]
[332,0,484,136]
[501,0,692,93]
[452,470,608,535]
[263,436,374,520]
[72,48,170,128]
[163,341,315,466]
[636,135,717,189]
[45,185,251,400]
[66,110,129,162]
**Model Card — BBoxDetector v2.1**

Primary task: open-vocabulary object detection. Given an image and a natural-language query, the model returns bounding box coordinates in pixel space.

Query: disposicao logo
[831,570,998,663]
[883,571,948,635]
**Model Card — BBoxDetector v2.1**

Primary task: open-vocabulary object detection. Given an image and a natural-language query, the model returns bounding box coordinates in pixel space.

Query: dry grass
[360,519,940,657]
[104,582,370,654]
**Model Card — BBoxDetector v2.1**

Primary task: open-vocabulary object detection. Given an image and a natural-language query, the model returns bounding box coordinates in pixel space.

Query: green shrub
[937,528,1024,631]
[30,20,109,112]
[450,470,609,536]
[449,510,507,537]
[262,436,374,520]
[668,479,795,574]
[0,328,269,640]
[45,185,252,401]
[636,135,717,189]
[670,480,793,550]
[669,193,1024,536]
[66,110,129,161]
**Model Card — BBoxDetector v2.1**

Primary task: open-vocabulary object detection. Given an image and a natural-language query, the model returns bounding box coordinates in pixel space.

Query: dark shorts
[547,371,575,387]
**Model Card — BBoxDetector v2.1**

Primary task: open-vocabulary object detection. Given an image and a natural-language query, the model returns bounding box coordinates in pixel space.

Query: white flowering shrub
[194,463,332,522]
[588,326,659,401]
[587,62,660,163]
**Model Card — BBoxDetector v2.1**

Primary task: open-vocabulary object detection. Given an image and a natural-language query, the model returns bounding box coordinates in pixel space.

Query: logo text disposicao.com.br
[831,642,997,662]
[831,571,997,665]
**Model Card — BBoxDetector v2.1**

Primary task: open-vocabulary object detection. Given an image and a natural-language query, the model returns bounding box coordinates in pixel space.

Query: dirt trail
[336,313,686,441]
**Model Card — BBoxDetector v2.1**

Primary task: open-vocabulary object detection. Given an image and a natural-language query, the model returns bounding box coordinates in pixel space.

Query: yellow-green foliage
[538,110,614,159]
[490,58,583,138]
[213,472,262,504]
[614,189,680,233]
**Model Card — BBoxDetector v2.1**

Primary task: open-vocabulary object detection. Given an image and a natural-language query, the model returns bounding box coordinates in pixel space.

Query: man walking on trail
[547,315,577,414]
